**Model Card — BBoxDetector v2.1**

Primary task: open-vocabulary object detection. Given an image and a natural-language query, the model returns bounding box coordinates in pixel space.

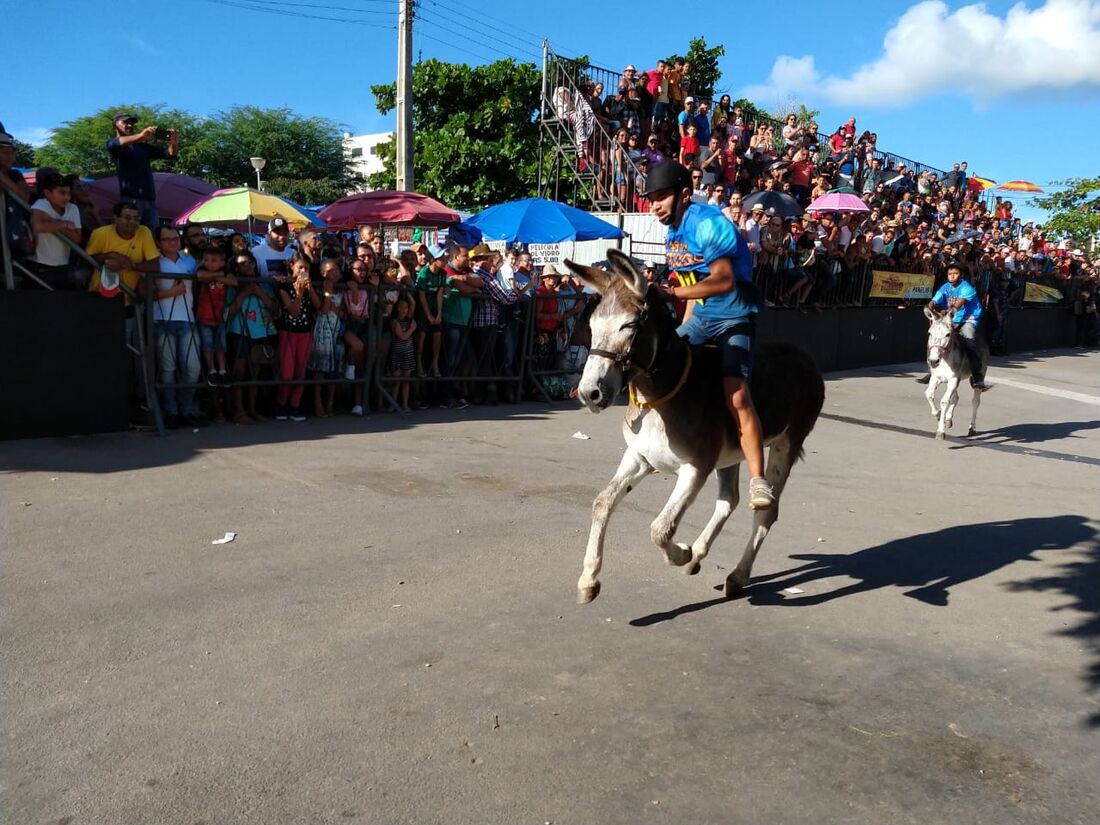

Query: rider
[928,260,988,389]
[645,160,773,509]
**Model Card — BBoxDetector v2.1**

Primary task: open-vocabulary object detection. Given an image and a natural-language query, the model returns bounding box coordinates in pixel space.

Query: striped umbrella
[967,176,996,192]
[996,180,1044,194]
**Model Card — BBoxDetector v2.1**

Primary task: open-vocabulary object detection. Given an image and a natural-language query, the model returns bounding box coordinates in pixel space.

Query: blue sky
[7,0,1099,222]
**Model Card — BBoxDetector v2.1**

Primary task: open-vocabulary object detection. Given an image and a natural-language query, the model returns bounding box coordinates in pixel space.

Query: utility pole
[396,0,414,192]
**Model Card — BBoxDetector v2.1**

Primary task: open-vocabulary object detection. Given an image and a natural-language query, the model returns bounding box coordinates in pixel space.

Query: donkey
[924,307,988,439]
[563,250,825,604]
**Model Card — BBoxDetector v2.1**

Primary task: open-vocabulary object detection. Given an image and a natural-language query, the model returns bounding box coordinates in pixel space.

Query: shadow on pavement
[968,419,1100,446]
[0,403,556,475]
[632,515,1095,619]
[1005,539,1100,727]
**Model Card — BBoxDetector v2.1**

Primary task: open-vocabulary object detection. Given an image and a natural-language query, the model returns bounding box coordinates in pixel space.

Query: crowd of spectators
[3,92,1098,429]
[556,58,1097,325]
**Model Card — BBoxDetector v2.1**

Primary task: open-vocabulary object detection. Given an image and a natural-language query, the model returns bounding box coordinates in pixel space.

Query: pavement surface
[3,348,1099,825]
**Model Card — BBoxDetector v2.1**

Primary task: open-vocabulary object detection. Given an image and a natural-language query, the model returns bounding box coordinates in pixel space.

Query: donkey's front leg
[936,377,960,439]
[682,465,739,576]
[925,372,941,418]
[650,464,708,569]
[578,448,652,604]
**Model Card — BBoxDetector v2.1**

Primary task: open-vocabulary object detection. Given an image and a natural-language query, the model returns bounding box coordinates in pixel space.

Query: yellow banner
[1023,282,1063,304]
[869,270,935,300]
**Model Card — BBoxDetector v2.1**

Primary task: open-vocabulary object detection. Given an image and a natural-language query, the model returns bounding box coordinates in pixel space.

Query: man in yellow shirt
[86,201,160,304]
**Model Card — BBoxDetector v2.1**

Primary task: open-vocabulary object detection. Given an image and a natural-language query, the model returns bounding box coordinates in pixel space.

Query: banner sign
[1023,282,1063,304]
[868,270,935,300]
[528,243,568,266]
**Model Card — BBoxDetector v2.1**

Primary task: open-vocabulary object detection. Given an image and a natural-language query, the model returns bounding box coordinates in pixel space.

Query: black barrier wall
[1,292,130,439]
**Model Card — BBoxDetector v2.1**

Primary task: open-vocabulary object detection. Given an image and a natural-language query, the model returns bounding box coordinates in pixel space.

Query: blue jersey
[931,279,982,324]
[665,203,758,320]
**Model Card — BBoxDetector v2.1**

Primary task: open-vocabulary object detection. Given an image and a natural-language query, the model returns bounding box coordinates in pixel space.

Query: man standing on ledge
[646,160,773,509]
[106,112,178,230]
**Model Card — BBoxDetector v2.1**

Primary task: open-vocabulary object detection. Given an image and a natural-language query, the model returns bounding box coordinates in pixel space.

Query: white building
[343,132,393,189]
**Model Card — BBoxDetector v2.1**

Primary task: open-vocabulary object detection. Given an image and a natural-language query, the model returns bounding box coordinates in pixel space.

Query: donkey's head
[924,305,955,368]
[563,250,666,413]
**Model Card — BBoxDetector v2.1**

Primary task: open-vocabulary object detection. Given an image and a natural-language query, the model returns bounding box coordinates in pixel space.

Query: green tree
[1031,176,1100,250]
[35,104,202,177]
[191,106,360,195]
[34,104,359,201]
[681,37,725,103]
[14,138,37,168]
[370,58,542,209]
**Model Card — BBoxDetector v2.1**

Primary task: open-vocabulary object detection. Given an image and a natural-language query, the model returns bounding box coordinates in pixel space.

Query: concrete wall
[2,292,129,440]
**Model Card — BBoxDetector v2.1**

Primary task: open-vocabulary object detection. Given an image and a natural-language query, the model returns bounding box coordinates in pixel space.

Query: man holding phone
[106,112,179,230]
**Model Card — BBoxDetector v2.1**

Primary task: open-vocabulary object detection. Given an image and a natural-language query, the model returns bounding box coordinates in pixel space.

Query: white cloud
[12,127,54,147]
[742,0,1100,108]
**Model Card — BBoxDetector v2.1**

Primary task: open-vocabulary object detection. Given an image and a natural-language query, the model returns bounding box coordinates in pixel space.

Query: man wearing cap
[743,203,766,256]
[646,161,774,509]
[106,113,179,230]
[677,97,697,140]
[252,218,295,280]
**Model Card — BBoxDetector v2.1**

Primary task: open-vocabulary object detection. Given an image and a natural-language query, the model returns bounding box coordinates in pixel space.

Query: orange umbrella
[996,180,1044,193]
[967,176,996,192]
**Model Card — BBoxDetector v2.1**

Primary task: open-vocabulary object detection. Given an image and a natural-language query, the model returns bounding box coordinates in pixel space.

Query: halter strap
[628,348,693,410]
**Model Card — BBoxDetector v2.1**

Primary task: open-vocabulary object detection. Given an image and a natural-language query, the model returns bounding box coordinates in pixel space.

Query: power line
[202,0,396,27]
[425,0,582,57]
[236,0,395,11]
[421,0,542,60]
[415,20,522,65]
[417,6,541,63]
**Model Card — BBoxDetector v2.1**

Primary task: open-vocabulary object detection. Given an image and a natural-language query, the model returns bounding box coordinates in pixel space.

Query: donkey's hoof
[683,561,701,576]
[967,426,977,437]
[576,582,601,604]
[934,431,946,441]
[664,542,692,567]
[724,571,748,598]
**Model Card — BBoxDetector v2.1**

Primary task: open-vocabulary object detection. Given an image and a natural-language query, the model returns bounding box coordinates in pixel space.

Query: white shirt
[252,240,295,279]
[154,253,198,322]
[744,218,763,251]
[30,199,81,267]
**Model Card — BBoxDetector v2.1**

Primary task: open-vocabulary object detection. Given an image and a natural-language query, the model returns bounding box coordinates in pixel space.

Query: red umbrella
[87,172,217,222]
[318,190,459,229]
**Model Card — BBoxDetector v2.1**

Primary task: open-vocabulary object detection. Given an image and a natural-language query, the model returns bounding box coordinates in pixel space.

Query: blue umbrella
[465,198,624,243]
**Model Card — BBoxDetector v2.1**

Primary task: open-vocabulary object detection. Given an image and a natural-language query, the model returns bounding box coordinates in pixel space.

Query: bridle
[927,320,955,362]
[587,295,693,410]
[588,303,658,375]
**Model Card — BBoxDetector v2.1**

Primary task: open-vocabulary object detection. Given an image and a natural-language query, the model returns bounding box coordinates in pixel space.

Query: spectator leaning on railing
[26,171,82,290]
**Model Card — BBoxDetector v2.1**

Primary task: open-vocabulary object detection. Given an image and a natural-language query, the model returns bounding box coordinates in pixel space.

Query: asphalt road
[3,348,1099,825]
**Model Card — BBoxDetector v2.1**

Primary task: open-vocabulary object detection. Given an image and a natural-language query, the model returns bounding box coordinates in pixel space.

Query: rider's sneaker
[748,476,775,510]
[970,377,991,391]
[915,373,931,384]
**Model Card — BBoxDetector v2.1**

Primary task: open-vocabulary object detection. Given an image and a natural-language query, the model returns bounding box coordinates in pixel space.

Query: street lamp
[250,157,266,191]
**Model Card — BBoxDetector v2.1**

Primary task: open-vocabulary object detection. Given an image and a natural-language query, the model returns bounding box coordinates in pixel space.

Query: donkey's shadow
[631,515,1095,625]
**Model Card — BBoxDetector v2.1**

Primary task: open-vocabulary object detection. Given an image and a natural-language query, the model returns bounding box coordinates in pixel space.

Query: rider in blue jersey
[645,160,772,509]
[928,261,988,389]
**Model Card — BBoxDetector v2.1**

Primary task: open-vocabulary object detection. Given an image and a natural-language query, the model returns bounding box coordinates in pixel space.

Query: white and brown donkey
[564,251,825,603]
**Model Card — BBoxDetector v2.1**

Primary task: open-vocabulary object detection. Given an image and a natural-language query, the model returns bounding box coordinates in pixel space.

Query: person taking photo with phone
[106,112,179,230]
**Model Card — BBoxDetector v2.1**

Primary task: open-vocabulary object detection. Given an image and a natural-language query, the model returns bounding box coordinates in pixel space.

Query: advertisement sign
[529,243,568,266]
[868,270,935,300]
[1023,282,1064,304]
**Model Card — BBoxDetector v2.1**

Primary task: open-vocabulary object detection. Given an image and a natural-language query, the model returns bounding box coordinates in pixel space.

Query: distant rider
[927,261,988,389]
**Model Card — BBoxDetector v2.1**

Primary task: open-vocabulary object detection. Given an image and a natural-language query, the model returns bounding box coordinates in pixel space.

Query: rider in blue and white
[928,261,987,389]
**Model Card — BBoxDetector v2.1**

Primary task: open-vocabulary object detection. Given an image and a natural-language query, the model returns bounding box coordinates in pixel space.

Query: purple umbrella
[806,190,870,214]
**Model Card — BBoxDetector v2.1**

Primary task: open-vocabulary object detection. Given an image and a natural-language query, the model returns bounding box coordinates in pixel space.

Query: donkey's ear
[563,259,612,294]
[607,248,648,297]
[923,305,938,322]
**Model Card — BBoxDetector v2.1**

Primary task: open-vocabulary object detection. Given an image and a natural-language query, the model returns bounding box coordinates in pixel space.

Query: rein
[588,301,692,410]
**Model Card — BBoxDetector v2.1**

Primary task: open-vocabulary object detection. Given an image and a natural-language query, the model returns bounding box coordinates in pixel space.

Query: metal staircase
[538,43,642,213]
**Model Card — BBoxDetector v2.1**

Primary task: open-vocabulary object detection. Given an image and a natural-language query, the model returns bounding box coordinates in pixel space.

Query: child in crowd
[414,244,446,378]
[343,257,370,416]
[309,259,344,418]
[388,293,417,412]
[679,123,699,168]
[275,254,320,421]
[195,246,235,387]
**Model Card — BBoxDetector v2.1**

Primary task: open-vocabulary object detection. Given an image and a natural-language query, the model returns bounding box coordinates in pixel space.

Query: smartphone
[154,127,172,141]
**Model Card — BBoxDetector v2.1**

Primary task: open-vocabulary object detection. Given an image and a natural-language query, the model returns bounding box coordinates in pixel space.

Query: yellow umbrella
[996,180,1044,194]
[970,176,996,190]
[174,186,323,226]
